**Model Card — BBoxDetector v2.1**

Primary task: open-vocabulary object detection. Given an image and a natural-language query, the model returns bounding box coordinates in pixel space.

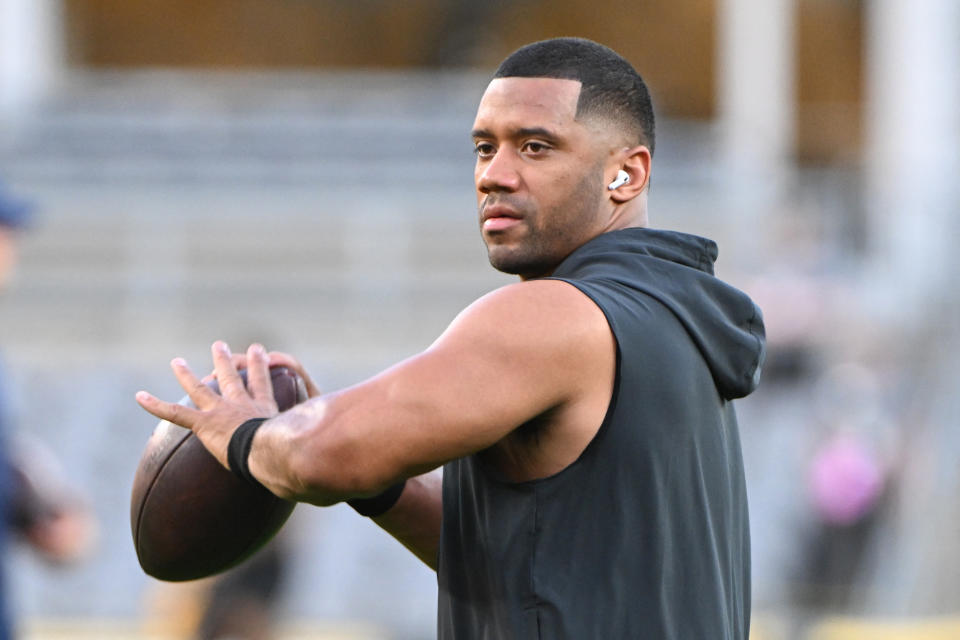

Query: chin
[487,249,553,279]
[486,247,522,274]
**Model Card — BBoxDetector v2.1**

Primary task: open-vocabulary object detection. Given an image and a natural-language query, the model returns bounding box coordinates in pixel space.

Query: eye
[521,141,551,155]
[474,142,495,158]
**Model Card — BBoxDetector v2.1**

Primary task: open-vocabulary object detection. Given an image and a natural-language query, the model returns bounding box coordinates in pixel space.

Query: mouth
[481,204,523,233]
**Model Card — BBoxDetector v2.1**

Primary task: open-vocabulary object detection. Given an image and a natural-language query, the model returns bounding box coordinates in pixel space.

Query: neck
[606,197,648,232]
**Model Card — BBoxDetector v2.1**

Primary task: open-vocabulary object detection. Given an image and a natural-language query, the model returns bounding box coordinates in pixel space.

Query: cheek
[545,170,588,217]
[551,166,604,229]
[533,168,575,211]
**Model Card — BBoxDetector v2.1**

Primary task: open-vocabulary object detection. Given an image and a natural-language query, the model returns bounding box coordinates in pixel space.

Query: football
[131,366,307,582]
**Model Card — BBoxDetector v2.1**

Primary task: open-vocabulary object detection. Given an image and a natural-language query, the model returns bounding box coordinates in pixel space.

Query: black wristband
[347,480,407,517]
[227,417,269,488]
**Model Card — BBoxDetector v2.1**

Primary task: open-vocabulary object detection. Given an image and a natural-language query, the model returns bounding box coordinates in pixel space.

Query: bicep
[325,279,609,480]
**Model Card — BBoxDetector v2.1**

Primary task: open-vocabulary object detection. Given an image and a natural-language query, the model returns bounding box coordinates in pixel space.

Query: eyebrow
[471,126,561,141]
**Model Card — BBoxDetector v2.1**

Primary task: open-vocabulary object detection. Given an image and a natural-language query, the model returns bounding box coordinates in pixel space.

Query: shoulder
[452,279,607,337]
[433,279,614,382]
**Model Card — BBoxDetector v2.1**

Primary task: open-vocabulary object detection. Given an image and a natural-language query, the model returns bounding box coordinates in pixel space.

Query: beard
[482,164,605,279]
[486,220,580,278]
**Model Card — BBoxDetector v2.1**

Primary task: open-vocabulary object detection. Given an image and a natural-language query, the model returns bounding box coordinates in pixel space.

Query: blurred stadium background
[0,0,958,639]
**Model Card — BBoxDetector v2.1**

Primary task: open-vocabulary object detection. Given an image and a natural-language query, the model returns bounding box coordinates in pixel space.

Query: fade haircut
[494,38,656,156]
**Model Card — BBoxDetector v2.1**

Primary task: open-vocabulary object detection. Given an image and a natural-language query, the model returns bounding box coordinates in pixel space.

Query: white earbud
[607,170,630,190]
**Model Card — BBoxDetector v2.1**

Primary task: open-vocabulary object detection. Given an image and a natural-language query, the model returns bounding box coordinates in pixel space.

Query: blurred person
[144,536,288,640]
[193,536,287,640]
[0,182,97,639]
[791,363,897,616]
[0,184,29,292]
[138,38,765,639]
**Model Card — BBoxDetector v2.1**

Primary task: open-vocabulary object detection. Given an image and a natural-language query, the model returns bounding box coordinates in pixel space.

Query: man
[137,38,765,639]
[0,182,97,639]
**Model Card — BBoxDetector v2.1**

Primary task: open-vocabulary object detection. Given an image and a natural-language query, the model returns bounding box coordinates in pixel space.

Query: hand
[26,508,98,564]
[136,341,281,469]
[202,349,322,399]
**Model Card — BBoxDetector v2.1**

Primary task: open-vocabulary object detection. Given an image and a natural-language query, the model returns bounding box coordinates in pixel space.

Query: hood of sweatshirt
[551,227,765,400]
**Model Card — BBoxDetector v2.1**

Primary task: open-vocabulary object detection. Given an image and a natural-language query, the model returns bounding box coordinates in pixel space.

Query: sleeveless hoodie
[437,228,765,639]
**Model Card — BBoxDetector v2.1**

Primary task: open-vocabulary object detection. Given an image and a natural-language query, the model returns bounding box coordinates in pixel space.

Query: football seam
[134,427,193,565]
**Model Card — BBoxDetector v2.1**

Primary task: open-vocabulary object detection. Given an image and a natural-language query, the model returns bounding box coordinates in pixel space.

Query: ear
[607,145,651,204]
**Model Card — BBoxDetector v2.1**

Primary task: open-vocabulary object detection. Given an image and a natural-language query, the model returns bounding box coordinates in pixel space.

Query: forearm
[370,469,443,571]
[246,398,364,506]
[246,392,432,507]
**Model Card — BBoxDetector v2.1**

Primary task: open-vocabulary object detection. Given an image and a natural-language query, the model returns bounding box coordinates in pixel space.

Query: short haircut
[494,38,655,156]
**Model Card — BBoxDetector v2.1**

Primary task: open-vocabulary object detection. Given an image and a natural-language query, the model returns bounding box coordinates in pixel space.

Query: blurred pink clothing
[808,435,884,525]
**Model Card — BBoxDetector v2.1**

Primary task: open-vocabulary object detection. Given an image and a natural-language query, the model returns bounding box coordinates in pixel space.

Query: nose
[476,148,521,194]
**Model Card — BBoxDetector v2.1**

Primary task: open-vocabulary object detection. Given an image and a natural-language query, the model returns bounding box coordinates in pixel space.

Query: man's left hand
[136,341,279,470]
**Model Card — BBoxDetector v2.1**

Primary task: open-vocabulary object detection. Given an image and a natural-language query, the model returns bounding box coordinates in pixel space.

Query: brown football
[131,366,307,582]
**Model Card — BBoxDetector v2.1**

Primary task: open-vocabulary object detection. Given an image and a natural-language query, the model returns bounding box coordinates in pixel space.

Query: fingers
[171,357,220,409]
[201,352,248,384]
[211,341,246,400]
[267,351,323,398]
[205,347,322,399]
[135,390,200,429]
[245,343,275,405]
[139,344,315,435]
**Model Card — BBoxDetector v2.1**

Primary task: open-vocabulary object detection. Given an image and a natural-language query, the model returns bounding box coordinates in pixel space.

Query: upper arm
[288,278,614,497]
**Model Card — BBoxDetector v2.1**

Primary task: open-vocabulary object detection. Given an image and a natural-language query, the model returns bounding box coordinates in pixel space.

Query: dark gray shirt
[437,228,765,639]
